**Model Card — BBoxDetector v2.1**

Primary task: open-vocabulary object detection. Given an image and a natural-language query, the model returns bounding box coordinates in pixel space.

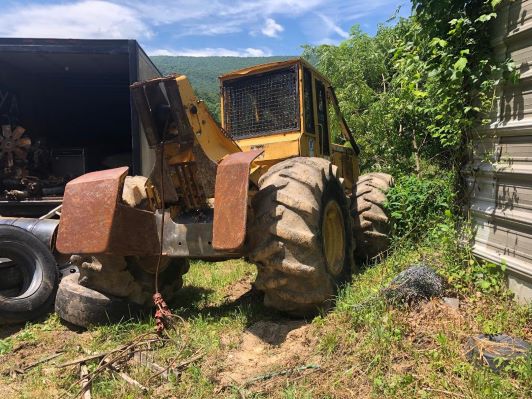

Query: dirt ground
[0,260,530,399]
[217,319,317,386]
[0,273,322,398]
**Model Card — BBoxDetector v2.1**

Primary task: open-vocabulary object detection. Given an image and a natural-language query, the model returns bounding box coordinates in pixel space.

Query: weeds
[0,338,11,355]
[0,228,530,398]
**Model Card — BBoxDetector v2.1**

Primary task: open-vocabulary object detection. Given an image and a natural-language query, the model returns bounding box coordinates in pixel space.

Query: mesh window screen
[223,66,299,139]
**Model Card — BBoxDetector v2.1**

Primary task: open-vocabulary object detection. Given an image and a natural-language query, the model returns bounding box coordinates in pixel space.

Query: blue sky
[0,0,411,56]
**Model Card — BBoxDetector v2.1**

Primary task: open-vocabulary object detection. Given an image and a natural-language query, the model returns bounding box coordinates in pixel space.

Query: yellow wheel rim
[322,200,346,277]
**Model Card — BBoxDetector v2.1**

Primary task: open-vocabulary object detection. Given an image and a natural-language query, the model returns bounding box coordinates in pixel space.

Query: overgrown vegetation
[1,232,530,398]
[302,4,518,302]
[304,0,512,177]
[0,2,530,398]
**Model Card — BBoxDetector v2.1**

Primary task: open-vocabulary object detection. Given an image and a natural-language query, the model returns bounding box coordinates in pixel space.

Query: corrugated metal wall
[468,0,532,303]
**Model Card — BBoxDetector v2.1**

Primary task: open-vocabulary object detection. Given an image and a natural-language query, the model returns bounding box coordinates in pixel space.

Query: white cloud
[261,18,284,38]
[149,49,177,56]
[315,13,350,39]
[122,0,323,36]
[0,1,152,39]
[148,47,272,57]
[0,0,406,55]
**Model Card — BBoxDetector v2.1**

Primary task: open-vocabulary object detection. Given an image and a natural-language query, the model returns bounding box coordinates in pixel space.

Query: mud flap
[56,167,160,256]
[212,150,263,252]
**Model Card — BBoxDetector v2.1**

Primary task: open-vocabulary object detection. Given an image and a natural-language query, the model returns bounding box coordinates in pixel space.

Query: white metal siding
[469,0,532,295]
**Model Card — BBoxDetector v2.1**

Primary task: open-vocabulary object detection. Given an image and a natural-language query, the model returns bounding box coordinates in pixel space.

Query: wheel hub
[322,200,346,277]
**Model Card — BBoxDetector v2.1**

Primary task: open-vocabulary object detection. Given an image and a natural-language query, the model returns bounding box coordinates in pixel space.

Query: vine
[304,0,514,176]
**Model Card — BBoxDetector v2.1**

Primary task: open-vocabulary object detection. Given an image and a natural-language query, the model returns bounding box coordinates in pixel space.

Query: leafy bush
[385,174,455,241]
[304,0,513,178]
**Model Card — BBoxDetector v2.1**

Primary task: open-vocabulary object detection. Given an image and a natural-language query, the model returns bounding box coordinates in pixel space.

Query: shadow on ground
[171,282,276,327]
[0,324,24,339]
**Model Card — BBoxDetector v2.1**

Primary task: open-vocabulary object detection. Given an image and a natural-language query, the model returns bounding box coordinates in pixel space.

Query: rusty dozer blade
[56,167,160,256]
[212,150,263,252]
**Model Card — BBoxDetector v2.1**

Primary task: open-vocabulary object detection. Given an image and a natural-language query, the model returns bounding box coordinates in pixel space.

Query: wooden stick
[57,353,111,369]
[3,352,64,376]
[24,352,64,372]
[39,204,62,220]
[173,351,204,370]
[63,337,159,399]
[58,337,160,368]
[147,351,204,383]
[80,364,91,399]
[108,364,148,393]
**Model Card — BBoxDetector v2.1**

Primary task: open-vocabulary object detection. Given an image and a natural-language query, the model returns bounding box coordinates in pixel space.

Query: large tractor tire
[249,157,353,317]
[352,172,393,261]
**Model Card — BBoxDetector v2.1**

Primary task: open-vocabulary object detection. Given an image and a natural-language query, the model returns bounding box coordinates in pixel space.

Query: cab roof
[219,57,331,86]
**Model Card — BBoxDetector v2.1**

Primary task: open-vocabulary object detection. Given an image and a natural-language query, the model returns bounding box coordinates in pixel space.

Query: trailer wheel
[249,157,353,317]
[55,273,145,328]
[0,225,58,325]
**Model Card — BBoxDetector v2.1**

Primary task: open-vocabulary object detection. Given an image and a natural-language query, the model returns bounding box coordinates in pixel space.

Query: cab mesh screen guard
[222,66,299,139]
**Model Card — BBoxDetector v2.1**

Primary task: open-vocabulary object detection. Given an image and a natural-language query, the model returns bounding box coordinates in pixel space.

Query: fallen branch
[174,351,205,370]
[62,334,162,399]
[80,364,91,399]
[58,336,162,369]
[108,363,148,393]
[147,351,204,383]
[58,353,112,369]
[3,351,64,376]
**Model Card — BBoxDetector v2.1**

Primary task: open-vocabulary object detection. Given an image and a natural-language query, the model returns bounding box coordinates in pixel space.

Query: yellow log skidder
[54,59,393,326]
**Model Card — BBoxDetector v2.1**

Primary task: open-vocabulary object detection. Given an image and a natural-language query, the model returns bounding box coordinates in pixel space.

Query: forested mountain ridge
[151,56,294,117]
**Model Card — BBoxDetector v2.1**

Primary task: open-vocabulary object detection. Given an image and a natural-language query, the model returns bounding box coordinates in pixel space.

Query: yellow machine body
[57,59,361,256]
[219,58,360,189]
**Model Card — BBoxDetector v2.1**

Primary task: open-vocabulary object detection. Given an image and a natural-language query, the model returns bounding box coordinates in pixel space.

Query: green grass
[0,237,530,399]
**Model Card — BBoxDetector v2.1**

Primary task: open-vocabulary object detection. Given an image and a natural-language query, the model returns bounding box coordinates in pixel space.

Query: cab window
[315,79,329,155]
[303,68,315,133]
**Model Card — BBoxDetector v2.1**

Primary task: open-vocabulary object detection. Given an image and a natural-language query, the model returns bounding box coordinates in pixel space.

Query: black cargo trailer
[0,38,161,216]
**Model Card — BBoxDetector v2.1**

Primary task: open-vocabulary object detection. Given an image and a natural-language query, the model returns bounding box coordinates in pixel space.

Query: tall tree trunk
[412,128,421,176]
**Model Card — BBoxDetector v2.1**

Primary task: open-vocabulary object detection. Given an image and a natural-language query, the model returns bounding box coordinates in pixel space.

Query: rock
[382,263,444,305]
[443,297,460,310]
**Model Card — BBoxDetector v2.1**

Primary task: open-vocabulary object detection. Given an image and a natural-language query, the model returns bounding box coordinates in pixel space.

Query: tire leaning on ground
[0,225,58,324]
[55,258,189,328]
[55,273,145,328]
[249,157,353,317]
[352,172,394,261]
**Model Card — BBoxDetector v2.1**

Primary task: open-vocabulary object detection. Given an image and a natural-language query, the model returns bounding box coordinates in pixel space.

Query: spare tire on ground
[55,273,145,328]
[0,225,58,324]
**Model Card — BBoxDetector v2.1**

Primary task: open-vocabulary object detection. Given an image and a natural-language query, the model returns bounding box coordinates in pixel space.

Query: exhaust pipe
[0,218,59,250]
